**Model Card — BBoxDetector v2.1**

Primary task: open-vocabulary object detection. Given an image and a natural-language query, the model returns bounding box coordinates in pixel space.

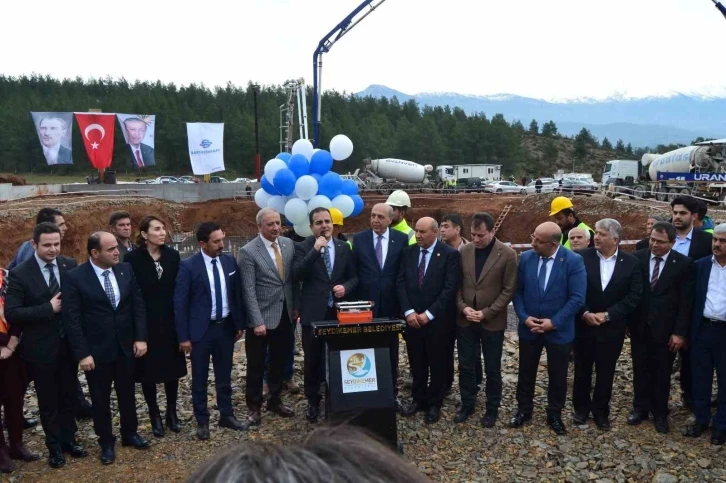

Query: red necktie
[135,149,144,167]
[650,257,662,290]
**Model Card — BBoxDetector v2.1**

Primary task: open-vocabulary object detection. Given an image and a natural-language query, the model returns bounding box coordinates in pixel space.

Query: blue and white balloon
[340,179,359,196]
[318,171,342,199]
[332,194,355,218]
[275,152,292,163]
[292,139,314,160]
[264,158,287,181]
[261,175,280,195]
[294,175,318,201]
[287,154,310,179]
[307,195,332,213]
[272,168,296,196]
[267,195,287,214]
[310,149,334,175]
[254,188,272,209]
[329,134,354,161]
[284,198,309,225]
[351,194,364,216]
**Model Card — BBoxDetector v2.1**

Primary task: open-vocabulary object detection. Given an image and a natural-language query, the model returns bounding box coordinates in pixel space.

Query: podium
[312,318,405,450]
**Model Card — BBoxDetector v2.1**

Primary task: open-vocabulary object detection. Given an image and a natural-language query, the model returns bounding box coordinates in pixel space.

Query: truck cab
[602,160,640,186]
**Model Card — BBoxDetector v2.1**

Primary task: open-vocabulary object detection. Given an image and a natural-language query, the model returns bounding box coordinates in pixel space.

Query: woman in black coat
[124,215,187,437]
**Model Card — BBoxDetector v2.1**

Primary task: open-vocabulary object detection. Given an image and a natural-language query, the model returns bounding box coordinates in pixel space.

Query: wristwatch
[604,312,610,322]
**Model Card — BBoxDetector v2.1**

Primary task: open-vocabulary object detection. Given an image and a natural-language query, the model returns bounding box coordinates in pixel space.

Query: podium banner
[340,348,378,394]
[117,114,156,169]
[31,112,74,165]
[186,122,225,175]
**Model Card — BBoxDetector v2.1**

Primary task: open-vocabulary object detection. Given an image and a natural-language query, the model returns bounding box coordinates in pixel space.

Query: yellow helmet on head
[549,196,574,217]
[329,208,344,226]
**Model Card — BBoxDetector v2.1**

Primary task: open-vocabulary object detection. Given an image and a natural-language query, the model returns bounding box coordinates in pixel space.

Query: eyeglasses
[530,233,551,245]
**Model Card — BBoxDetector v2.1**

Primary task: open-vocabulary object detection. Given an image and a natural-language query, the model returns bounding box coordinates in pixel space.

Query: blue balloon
[341,179,359,196]
[261,175,280,195]
[273,168,296,196]
[351,194,364,217]
[318,172,342,199]
[276,152,292,164]
[310,149,334,175]
[287,154,310,179]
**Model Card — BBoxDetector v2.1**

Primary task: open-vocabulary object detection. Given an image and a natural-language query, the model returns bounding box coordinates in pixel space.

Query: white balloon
[294,223,313,238]
[307,195,332,213]
[284,198,309,225]
[264,158,287,182]
[292,139,314,161]
[266,195,287,214]
[295,175,319,201]
[329,134,354,161]
[254,189,272,209]
[332,194,355,217]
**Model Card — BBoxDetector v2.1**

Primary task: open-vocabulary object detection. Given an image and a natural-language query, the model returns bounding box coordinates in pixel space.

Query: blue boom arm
[714,0,726,19]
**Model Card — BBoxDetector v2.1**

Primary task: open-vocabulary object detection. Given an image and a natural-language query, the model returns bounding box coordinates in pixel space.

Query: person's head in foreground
[187,425,429,483]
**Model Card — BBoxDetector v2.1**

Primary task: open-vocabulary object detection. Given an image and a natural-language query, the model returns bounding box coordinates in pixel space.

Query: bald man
[511,222,586,435]
[397,217,461,424]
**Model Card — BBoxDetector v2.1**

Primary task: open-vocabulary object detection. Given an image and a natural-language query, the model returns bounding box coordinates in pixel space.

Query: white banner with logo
[340,348,378,394]
[117,114,156,169]
[186,122,225,175]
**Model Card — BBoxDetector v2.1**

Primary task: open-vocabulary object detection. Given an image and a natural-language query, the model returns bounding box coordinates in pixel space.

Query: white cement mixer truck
[602,139,726,202]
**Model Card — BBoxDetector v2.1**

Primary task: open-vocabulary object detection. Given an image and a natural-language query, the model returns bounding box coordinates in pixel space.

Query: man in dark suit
[398,217,461,424]
[629,222,693,433]
[572,219,643,430]
[635,214,666,251]
[174,222,247,440]
[62,232,150,465]
[685,224,726,445]
[352,203,408,409]
[123,117,155,168]
[294,207,358,422]
[5,223,85,468]
[670,196,712,410]
[511,222,586,435]
[37,116,73,165]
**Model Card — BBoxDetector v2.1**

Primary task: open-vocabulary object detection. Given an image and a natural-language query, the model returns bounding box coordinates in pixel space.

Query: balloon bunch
[254,134,363,237]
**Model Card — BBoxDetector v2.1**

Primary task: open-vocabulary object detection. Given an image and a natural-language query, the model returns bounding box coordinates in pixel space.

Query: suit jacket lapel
[477,241,500,284]
[586,251,603,294]
[544,250,564,295]
[603,252,626,294]
[113,264,127,305]
[256,236,281,280]
[654,254,678,291]
[365,230,382,273]
[422,243,441,286]
[84,262,110,304]
[30,260,51,297]
[196,253,212,298]
[462,244,476,285]
[330,240,346,280]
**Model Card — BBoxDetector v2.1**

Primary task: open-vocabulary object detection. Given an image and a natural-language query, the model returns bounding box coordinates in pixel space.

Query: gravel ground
[7,308,726,482]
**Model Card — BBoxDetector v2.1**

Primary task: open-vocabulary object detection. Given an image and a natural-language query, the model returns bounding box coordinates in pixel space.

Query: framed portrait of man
[117,114,156,169]
[30,112,74,165]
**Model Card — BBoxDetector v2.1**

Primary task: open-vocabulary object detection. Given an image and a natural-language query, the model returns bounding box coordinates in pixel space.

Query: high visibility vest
[392,219,417,245]
[561,222,594,249]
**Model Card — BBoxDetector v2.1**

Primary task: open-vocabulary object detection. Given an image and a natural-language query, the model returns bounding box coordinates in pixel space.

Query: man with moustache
[294,208,358,422]
[5,223,85,468]
[37,116,72,165]
[109,212,136,259]
[123,117,155,168]
[62,232,150,465]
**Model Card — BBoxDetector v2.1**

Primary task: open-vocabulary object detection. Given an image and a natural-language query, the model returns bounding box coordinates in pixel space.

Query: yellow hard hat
[386,190,411,208]
[329,208,344,226]
[549,196,574,216]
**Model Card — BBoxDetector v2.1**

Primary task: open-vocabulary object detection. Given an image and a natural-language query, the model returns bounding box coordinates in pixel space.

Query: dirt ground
[0,192,652,266]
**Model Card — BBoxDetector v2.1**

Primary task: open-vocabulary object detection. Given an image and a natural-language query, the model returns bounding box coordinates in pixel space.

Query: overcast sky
[2,0,724,101]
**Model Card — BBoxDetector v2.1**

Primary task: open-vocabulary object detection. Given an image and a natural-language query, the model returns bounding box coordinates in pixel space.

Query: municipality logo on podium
[340,349,378,394]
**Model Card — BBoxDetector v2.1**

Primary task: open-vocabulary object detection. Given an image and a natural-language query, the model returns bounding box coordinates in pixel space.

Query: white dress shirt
[35,253,59,288]
[649,251,671,279]
[404,239,437,322]
[373,228,390,267]
[673,228,693,257]
[704,257,726,321]
[597,249,618,291]
[90,261,120,308]
[43,144,61,165]
[260,235,281,273]
[537,246,560,289]
[201,251,230,319]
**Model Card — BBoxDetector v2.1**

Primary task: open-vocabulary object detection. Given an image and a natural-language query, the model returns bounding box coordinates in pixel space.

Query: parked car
[558,179,596,195]
[232,177,254,183]
[484,180,523,194]
[455,177,483,192]
[179,176,200,183]
[524,179,558,195]
[210,176,229,183]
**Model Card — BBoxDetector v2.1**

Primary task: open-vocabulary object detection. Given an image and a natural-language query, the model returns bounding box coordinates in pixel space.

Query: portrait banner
[186,123,225,175]
[340,348,378,394]
[30,112,74,165]
[117,114,156,169]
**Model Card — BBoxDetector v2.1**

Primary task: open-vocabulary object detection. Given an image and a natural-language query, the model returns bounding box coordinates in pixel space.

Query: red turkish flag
[74,113,116,169]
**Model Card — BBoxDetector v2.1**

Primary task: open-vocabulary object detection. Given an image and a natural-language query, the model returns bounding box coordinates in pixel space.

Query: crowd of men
[1,190,725,474]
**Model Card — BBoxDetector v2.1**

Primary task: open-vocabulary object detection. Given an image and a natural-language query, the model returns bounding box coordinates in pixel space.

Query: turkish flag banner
[74,113,116,170]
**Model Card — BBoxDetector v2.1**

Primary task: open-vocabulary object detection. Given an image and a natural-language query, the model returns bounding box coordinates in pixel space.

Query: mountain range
[355,85,725,148]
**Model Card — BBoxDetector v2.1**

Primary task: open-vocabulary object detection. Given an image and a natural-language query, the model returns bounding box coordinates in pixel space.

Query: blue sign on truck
[657,172,726,182]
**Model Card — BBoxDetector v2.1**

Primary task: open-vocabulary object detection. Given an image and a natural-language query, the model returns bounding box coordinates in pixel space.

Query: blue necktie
[538,257,551,297]
[211,259,223,320]
[322,246,333,307]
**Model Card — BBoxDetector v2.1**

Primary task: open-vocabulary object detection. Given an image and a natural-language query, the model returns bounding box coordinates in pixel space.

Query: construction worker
[386,190,417,246]
[549,196,594,249]
[694,199,715,234]
[329,208,352,249]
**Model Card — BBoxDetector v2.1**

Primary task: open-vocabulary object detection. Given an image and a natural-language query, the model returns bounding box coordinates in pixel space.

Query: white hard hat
[386,190,411,208]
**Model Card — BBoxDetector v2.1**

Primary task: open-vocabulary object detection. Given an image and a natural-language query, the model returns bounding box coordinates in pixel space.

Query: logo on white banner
[340,349,378,394]
[186,123,225,175]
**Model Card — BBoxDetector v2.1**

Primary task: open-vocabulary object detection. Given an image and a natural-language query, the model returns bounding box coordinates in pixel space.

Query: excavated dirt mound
[0,173,27,186]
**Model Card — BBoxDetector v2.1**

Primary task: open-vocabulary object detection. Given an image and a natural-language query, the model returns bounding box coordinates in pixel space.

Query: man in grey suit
[239,208,298,426]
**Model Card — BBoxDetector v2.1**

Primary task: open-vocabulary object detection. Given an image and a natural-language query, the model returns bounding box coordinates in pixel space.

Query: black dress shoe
[425,406,440,424]
[0,448,14,474]
[402,401,426,417]
[481,409,498,428]
[150,412,165,438]
[166,412,181,433]
[454,406,474,424]
[100,446,115,465]
[48,448,66,468]
[23,417,38,430]
[219,415,249,431]
[572,412,588,425]
[509,411,532,428]
[684,422,709,438]
[627,410,649,426]
[711,429,726,445]
[61,440,88,458]
[9,444,41,462]
[196,424,210,440]
[121,434,151,449]
[306,402,320,422]
[547,415,567,435]
[655,416,670,434]
[593,416,611,431]
[267,403,295,418]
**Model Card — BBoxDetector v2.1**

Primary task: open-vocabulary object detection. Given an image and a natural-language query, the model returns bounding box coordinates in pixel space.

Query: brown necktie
[271,242,284,279]
[650,256,662,289]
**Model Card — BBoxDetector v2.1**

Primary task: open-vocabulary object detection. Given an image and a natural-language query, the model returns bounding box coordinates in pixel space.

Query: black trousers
[84,354,137,447]
[246,312,293,409]
[516,337,571,416]
[692,321,726,431]
[302,307,335,403]
[630,327,676,418]
[406,324,451,408]
[572,335,625,419]
[25,342,78,451]
[680,347,692,401]
[457,325,504,410]
[190,321,234,425]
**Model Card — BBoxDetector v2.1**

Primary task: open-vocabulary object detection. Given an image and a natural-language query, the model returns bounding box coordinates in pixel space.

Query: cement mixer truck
[602,139,726,202]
